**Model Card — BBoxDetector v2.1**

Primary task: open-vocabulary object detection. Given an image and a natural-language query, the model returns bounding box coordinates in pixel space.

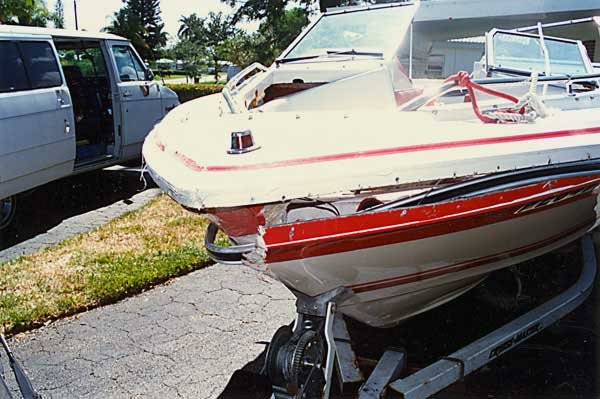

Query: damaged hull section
[144,112,600,211]
[200,165,600,327]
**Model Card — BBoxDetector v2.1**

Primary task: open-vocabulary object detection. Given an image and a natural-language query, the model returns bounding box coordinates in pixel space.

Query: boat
[144,1,600,327]
[143,2,600,395]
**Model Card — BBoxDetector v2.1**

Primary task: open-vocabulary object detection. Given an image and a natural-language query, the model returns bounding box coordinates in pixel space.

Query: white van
[0,26,179,229]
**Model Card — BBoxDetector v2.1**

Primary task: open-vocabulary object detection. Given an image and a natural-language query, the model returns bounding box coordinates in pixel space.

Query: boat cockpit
[210,9,600,227]
[221,4,600,118]
[222,3,419,113]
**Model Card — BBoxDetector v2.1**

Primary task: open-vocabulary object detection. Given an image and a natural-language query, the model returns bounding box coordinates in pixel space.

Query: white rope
[482,73,549,124]
[484,111,536,123]
[139,157,149,192]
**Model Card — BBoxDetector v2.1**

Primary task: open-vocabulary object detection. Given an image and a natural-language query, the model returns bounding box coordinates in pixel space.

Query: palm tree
[104,9,147,56]
[178,13,203,40]
[104,9,132,37]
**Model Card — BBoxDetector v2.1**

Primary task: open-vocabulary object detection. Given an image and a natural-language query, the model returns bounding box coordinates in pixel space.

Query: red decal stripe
[174,151,206,172]
[350,219,594,293]
[264,176,600,263]
[171,126,600,172]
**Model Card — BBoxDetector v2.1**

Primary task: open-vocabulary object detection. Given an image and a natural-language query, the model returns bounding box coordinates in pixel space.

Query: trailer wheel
[0,196,16,230]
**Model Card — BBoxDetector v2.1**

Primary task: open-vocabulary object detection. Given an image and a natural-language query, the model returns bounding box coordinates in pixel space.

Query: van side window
[111,46,146,82]
[0,42,29,93]
[59,46,108,79]
[19,41,62,89]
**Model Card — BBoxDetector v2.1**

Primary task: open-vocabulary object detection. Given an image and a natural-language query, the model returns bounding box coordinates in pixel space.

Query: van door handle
[57,98,70,109]
[56,91,69,108]
[123,91,132,98]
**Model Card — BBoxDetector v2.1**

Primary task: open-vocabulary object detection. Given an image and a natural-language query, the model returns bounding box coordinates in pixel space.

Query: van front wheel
[0,196,16,230]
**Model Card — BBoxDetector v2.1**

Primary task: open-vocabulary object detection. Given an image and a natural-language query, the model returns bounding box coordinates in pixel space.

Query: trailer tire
[0,195,16,231]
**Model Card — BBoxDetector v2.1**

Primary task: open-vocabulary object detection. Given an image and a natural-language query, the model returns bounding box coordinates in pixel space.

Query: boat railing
[222,62,268,113]
[204,223,255,265]
[402,70,600,112]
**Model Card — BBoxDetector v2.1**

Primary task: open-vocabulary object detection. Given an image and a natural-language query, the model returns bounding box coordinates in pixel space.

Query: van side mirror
[145,69,154,81]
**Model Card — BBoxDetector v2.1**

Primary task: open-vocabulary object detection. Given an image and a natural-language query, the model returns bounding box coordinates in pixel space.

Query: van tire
[0,195,17,231]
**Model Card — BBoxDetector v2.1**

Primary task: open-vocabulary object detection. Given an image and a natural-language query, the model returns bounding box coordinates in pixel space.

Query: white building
[411,0,600,77]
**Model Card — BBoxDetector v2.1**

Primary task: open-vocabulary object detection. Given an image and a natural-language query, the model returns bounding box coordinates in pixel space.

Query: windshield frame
[278,2,416,62]
[485,29,594,76]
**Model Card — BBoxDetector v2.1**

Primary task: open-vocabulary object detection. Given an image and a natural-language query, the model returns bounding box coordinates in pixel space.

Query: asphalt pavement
[7,264,295,398]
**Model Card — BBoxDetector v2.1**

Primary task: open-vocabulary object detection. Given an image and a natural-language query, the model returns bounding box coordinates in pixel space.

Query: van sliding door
[0,38,75,201]
[107,42,162,159]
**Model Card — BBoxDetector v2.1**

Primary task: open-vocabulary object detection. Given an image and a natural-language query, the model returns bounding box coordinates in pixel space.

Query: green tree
[219,0,396,66]
[219,0,311,66]
[218,7,309,67]
[126,0,167,60]
[104,0,167,61]
[220,32,260,69]
[52,0,65,28]
[223,0,386,20]
[258,7,309,63]
[0,0,50,26]
[170,39,207,83]
[177,12,236,82]
[223,0,313,24]
[104,8,145,53]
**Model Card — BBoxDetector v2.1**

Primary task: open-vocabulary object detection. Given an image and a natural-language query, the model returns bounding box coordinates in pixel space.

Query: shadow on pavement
[0,167,154,251]
[218,350,272,399]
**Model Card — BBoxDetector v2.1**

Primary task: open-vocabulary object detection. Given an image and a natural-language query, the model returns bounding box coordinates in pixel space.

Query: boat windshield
[491,31,589,75]
[284,5,417,60]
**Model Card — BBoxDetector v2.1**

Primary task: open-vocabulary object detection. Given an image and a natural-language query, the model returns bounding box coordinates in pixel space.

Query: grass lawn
[0,195,216,335]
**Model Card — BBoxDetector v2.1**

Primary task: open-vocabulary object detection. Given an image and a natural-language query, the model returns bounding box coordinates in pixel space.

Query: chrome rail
[204,223,255,265]
[402,71,600,112]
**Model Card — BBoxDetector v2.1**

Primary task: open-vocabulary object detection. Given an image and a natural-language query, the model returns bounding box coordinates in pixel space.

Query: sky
[45,0,256,43]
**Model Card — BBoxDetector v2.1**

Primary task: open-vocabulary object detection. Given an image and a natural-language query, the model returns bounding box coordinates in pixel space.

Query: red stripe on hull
[263,175,600,263]
[168,126,600,172]
[350,219,593,293]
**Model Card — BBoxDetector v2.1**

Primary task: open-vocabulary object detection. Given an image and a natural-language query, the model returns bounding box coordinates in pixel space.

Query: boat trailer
[265,234,598,399]
[0,333,39,399]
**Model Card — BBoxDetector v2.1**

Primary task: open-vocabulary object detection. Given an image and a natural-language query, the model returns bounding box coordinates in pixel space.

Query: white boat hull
[144,102,600,212]
[270,198,596,327]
